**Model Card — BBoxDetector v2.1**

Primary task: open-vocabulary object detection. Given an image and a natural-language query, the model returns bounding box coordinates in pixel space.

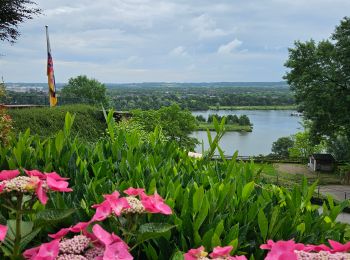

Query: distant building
[308,153,335,172]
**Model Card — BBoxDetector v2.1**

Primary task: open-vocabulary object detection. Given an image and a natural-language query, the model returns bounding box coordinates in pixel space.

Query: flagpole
[45,25,58,107]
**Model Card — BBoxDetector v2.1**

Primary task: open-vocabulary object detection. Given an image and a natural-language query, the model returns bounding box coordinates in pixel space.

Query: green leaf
[194,196,209,231]
[171,251,185,260]
[7,220,33,240]
[55,130,65,154]
[193,186,204,214]
[35,209,75,226]
[258,209,268,241]
[19,228,42,251]
[242,181,255,201]
[138,223,175,243]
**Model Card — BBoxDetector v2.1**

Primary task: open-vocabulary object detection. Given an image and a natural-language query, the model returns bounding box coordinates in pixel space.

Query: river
[191,110,302,156]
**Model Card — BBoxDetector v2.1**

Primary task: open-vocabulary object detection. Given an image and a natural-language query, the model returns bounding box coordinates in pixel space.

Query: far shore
[206,105,297,110]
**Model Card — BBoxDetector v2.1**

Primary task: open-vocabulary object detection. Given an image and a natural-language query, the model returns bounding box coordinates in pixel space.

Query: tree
[0,0,41,43]
[195,115,206,122]
[60,75,108,106]
[271,136,294,157]
[288,131,324,159]
[132,104,198,149]
[284,17,350,144]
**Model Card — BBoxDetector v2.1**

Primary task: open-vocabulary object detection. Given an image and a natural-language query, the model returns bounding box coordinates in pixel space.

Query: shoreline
[196,123,253,132]
[204,105,297,111]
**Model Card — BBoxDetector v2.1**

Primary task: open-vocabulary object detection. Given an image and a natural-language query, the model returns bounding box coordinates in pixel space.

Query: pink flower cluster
[184,246,247,260]
[260,239,350,260]
[0,169,72,205]
[23,223,133,260]
[91,187,172,222]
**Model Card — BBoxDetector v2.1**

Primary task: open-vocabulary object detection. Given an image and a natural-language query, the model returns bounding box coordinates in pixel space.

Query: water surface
[191,110,302,156]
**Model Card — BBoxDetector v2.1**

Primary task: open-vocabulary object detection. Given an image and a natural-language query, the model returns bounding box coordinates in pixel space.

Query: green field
[196,123,253,132]
[208,105,297,110]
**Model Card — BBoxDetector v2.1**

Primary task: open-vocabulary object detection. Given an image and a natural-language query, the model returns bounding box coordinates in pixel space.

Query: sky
[0,0,349,83]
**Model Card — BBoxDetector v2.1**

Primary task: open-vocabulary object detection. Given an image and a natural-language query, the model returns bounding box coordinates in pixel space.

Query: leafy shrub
[0,112,348,259]
[8,104,106,141]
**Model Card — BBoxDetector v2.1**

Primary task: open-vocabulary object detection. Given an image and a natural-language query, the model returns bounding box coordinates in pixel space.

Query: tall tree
[0,0,41,43]
[284,17,350,143]
[60,75,109,106]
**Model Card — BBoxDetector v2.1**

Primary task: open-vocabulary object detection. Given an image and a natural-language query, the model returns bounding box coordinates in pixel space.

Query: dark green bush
[8,104,106,141]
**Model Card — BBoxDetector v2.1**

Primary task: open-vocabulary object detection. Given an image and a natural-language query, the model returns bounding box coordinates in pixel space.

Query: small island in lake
[195,114,253,132]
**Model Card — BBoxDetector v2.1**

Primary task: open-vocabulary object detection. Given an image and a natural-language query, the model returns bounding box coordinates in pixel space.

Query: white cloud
[2,0,350,82]
[190,14,232,38]
[169,46,187,57]
[217,39,243,54]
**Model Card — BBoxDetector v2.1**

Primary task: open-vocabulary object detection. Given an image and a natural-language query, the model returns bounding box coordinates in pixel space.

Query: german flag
[45,26,57,107]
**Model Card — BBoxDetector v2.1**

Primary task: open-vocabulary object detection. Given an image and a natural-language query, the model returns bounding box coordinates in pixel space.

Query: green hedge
[7,104,106,141]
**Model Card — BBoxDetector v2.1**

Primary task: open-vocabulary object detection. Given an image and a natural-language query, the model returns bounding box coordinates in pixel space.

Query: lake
[191,110,302,156]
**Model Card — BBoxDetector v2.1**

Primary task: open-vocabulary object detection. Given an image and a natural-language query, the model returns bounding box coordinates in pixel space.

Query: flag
[45,26,58,107]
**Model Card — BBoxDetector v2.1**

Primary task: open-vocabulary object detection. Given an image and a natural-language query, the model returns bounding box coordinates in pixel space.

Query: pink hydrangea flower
[0,169,20,180]
[124,187,145,196]
[210,246,233,258]
[48,227,72,239]
[260,240,306,260]
[184,246,207,260]
[0,224,8,242]
[92,224,133,260]
[140,191,172,215]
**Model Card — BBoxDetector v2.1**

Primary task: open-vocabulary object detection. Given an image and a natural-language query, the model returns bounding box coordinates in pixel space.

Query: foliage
[0,0,41,43]
[271,137,294,157]
[7,104,106,141]
[284,17,350,144]
[132,104,198,150]
[326,135,350,162]
[195,115,206,122]
[207,114,251,126]
[288,131,324,159]
[60,75,109,106]
[0,111,348,259]
[0,108,13,146]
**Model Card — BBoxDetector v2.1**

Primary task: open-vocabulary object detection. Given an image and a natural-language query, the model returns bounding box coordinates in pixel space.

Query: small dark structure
[309,153,335,172]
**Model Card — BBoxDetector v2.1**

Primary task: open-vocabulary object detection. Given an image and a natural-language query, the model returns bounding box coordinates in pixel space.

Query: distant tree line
[196,114,251,126]
[3,83,294,111]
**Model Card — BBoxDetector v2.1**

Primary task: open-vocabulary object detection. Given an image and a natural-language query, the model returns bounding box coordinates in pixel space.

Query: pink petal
[124,187,145,197]
[35,239,60,259]
[35,181,48,205]
[112,198,130,216]
[46,175,72,192]
[328,240,348,252]
[210,246,233,258]
[103,242,133,260]
[91,201,112,222]
[24,169,46,179]
[48,227,71,239]
[45,172,69,181]
[23,245,40,259]
[70,221,90,233]
[0,224,8,241]
[141,192,172,215]
[0,169,20,181]
[92,224,114,246]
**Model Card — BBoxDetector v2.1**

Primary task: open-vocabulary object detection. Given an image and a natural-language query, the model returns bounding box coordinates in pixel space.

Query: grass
[208,105,297,110]
[8,104,107,141]
[256,162,341,188]
[196,123,253,132]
